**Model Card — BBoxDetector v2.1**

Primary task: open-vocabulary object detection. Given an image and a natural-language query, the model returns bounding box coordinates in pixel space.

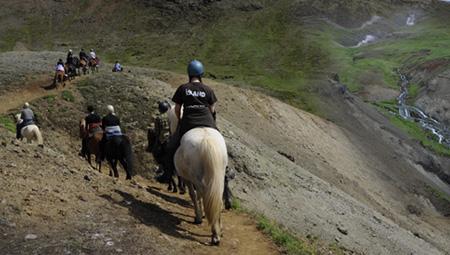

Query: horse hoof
[194,219,202,225]
[211,237,220,246]
[126,176,132,180]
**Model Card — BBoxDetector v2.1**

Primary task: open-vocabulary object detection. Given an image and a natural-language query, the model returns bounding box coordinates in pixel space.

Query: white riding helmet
[107,105,114,114]
[23,102,29,108]
[69,49,72,52]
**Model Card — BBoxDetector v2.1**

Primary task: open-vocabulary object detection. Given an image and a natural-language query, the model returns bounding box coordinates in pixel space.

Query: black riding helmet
[158,101,170,113]
[87,105,95,112]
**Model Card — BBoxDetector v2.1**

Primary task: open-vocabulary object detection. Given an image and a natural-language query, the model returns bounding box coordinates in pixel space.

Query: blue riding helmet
[187,60,204,77]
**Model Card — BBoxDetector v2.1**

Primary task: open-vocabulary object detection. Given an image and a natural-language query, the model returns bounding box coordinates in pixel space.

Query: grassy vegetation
[407,83,421,101]
[390,116,450,157]
[1,1,449,116]
[61,90,75,102]
[0,115,15,133]
[44,95,56,104]
[426,185,450,204]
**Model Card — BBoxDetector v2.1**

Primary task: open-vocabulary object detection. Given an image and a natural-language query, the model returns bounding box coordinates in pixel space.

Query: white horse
[15,114,43,147]
[174,127,227,245]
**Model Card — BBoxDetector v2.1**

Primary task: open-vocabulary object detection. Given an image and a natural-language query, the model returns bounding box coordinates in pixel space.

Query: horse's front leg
[187,182,202,224]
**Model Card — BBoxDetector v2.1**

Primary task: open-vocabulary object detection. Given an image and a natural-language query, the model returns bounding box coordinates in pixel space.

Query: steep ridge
[2,52,449,254]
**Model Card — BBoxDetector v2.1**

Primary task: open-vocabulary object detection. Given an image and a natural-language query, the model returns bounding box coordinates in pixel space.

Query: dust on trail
[0,76,55,114]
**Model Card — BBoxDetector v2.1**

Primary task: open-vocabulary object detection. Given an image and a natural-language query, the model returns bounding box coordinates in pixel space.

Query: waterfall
[406,14,416,26]
[353,35,376,48]
[395,71,450,148]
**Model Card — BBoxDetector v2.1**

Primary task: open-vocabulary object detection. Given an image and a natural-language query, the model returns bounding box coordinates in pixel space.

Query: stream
[396,72,450,148]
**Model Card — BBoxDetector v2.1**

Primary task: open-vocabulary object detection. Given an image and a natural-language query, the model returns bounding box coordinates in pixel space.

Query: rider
[79,48,88,61]
[160,60,218,182]
[54,59,66,81]
[100,105,122,158]
[151,101,171,176]
[56,58,64,68]
[112,61,122,72]
[80,105,102,157]
[66,49,73,64]
[16,102,35,139]
[89,49,97,60]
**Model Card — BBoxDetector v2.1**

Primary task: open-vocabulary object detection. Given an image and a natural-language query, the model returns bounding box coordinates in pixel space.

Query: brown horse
[79,119,103,171]
[54,70,65,89]
[80,59,88,75]
[89,58,98,73]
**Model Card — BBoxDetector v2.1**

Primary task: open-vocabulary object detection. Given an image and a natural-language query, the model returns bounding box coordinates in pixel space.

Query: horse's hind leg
[187,182,202,224]
[87,154,92,167]
[168,176,177,193]
[113,160,119,178]
[178,176,186,194]
[96,156,102,173]
[119,158,131,180]
[211,216,221,245]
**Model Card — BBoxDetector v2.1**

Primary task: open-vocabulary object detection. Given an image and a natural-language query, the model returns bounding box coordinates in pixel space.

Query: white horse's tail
[201,135,225,225]
[33,126,44,146]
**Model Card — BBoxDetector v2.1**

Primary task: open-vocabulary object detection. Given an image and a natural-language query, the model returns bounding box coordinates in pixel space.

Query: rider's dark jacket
[85,112,102,132]
[102,113,122,138]
[79,51,88,61]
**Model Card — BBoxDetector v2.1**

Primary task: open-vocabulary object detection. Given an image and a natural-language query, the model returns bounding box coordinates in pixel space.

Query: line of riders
[14,59,234,209]
[54,49,123,85]
[53,48,99,85]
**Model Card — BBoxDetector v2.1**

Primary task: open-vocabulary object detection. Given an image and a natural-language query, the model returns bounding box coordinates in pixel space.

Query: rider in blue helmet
[157,60,218,183]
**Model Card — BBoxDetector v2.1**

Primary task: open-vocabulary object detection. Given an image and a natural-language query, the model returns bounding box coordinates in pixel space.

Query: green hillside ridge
[0,1,449,112]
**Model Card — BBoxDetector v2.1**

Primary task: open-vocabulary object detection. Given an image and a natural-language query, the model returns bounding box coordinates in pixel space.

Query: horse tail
[34,126,43,146]
[201,134,225,226]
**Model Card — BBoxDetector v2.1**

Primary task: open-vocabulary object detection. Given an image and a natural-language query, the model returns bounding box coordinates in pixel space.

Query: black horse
[70,57,81,76]
[147,128,185,193]
[104,135,133,180]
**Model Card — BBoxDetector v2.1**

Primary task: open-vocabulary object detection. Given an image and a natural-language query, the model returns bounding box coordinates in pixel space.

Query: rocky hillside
[1,51,449,254]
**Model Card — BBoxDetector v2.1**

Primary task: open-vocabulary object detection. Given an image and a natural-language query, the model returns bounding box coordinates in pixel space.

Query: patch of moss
[44,95,56,104]
[426,185,450,204]
[61,90,75,102]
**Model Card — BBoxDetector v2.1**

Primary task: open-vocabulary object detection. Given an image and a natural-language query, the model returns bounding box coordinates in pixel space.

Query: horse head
[79,118,87,138]
[15,113,22,124]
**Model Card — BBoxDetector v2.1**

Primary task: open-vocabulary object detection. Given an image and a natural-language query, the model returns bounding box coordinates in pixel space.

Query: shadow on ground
[101,189,201,243]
